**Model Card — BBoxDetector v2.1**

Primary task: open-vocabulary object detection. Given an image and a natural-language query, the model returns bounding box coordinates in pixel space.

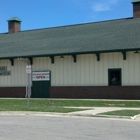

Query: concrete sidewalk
[0,107,140,120]
[67,107,140,120]
[66,107,140,115]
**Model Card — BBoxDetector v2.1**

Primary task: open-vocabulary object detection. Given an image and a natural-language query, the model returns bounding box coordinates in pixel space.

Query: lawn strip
[0,99,140,113]
[98,110,140,116]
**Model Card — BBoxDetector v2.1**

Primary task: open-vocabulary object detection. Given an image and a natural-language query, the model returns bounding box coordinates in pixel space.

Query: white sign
[33,71,50,81]
[26,66,31,73]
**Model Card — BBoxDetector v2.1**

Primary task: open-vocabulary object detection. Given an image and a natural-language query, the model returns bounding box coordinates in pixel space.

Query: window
[108,69,121,86]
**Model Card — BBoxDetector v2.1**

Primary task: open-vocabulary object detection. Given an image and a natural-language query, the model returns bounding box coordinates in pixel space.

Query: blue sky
[1,0,133,33]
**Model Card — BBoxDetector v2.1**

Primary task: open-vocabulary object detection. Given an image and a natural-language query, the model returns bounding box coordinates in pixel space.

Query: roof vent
[7,17,22,34]
[132,0,140,18]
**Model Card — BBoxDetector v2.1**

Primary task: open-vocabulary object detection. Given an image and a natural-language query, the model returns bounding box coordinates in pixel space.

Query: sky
[0,0,133,33]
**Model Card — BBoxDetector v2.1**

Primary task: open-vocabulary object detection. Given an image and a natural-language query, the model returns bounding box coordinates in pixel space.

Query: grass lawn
[98,110,140,116]
[0,99,86,113]
[0,99,140,113]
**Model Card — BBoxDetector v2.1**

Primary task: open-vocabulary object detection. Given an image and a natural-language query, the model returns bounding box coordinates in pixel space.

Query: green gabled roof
[0,17,140,59]
[7,17,22,22]
[132,0,140,3]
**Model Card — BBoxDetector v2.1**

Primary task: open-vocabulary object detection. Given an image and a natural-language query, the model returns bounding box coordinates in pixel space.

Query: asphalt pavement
[1,115,140,140]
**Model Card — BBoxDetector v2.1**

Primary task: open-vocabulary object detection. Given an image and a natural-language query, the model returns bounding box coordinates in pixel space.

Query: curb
[0,111,68,117]
[68,114,132,119]
[132,114,140,120]
[93,115,132,119]
[0,111,138,120]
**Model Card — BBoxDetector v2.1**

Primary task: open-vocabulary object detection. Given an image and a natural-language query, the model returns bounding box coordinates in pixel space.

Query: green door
[32,81,50,98]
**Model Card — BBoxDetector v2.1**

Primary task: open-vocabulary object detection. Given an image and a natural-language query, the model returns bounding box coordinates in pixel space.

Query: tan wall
[0,51,140,87]
[0,59,28,87]
[33,51,140,86]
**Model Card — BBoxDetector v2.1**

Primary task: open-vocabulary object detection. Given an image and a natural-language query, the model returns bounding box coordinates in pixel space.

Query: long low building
[0,0,140,99]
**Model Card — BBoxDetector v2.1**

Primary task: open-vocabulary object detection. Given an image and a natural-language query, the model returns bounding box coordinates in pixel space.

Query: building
[0,0,140,99]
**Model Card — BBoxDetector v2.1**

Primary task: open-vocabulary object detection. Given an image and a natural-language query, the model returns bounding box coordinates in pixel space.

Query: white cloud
[109,0,118,4]
[91,0,119,12]
[92,3,110,12]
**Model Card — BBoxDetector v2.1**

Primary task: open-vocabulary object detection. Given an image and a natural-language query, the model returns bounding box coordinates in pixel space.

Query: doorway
[32,71,51,98]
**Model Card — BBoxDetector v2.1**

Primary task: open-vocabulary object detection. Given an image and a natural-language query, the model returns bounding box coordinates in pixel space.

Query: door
[32,81,50,98]
[32,71,51,98]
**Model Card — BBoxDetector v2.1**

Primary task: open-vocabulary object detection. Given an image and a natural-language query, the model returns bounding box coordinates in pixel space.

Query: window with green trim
[108,69,121,86]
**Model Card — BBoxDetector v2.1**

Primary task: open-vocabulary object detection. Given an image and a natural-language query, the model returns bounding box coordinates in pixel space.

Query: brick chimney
[7,17,22,33]
[132,0,140,18]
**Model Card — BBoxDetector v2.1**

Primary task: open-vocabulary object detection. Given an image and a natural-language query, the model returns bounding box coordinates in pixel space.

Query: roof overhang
[0,48,140,60]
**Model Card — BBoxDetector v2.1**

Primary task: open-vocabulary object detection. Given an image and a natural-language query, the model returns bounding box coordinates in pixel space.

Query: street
[0,115,140,140]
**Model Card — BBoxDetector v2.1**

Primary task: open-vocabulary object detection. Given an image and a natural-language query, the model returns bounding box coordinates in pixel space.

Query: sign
[0,66,11,76]
[33,71,50,81]
[0,66,7,71]
[26,65,31,73]
[0,71,11,76]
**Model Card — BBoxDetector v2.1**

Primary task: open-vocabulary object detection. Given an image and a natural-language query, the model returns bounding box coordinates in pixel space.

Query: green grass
[98,110,140,116]
[0,99,86,113]
[0,99,140,113]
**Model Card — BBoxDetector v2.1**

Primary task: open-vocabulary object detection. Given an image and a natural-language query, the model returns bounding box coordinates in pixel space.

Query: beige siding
[0,59,28,87]
[134,54,140,85]
[94,55,99,85]
[0,51,140,87]
[103,53,109,85]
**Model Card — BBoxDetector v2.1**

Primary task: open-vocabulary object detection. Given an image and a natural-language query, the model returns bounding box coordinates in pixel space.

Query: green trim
[9,59,14,66]
[49,71,51,87]
[122,51,126,60]
[95,53,100,61]
[32,70,51,98]
[49,56,54,64]
[72,55,77,63]
[28,58,33,65]
[132,0,140,3]
[0,48,139,61]
[108,68,122,86]
[7,17,22,22]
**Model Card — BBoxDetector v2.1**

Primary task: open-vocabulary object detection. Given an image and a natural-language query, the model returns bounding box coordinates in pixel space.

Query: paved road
[0,115,140,140]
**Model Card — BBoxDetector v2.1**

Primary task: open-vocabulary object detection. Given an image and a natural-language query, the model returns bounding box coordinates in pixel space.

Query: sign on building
[32,71,50,81]
[0,66,11,76]
[0,66,7,71]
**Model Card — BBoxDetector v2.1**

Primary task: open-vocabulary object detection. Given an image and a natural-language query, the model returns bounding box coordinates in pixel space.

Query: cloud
[91,0,119,12]
[108,0,118,4]
[92,3,110,12]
